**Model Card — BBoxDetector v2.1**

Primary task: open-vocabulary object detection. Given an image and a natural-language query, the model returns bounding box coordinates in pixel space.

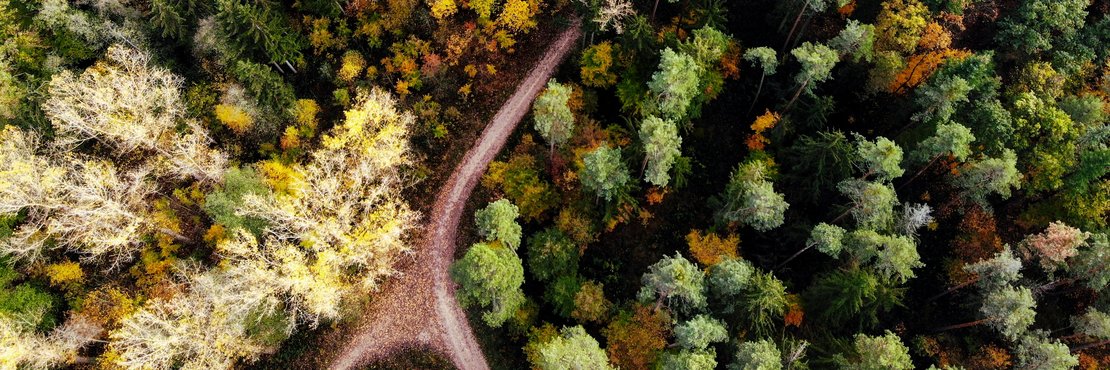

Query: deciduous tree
[674,315,728,350]
[729,339,782,370]
[533,325,615,370]
[842,331,913,370]
[452,242,526,327]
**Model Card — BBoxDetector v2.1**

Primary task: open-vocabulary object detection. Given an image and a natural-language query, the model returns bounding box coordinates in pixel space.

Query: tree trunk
[781,1,809,55]
[926,275,980,303]
[1072,339,1110,352]
[652,0,661,22]
[934,318,992,333]
[158,227,192,244]
[783,78,809,113]
[775,244,814,270]
[746,72,766,116]
[898,154,943,192]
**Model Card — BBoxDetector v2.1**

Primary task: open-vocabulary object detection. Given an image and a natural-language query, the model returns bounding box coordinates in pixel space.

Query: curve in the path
[327,20,581,370]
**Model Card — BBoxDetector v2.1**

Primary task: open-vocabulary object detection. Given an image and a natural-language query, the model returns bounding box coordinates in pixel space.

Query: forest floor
[324,20,582,370]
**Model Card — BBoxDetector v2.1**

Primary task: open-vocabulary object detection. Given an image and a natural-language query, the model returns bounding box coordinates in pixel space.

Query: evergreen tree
[673,315,728,350]
[648,48,702,119]
[729,339,782,370]
[580,144,631,202]
[533,80,575,155]
[715,161,789,232]
[638,252,708,314]
[639,115,682,187]
[475,199,524,250]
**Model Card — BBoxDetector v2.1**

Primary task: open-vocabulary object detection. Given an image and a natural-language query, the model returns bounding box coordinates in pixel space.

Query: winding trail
[327,20,581,370]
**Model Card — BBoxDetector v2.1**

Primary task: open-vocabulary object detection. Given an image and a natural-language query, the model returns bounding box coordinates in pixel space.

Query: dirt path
[326,20,581,370]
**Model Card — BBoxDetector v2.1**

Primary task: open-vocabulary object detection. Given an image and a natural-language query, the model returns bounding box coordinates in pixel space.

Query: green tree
[707,257,754,308]
[545,274,583,318]
[1072,308,1110,341]
[639,116,682,187]
[149,0,189,39]
[952,149,1021,209]
[526,228,579,283]
[729,339,782,370]
[230,60,296,114]
[743,47,778,114]
[215,0,305,67]
[637,252,708,314]
[911,122,975,166]
[829,20,876,63]
[204,167,269,235]
[658,348,717,370]
[673,315,728,350]
[841,331,913,370]
[928,246,1022,301]
[648,48,702,119]
[739,270,788,337]
[836,180,898,231]
[714,161,789,232]
[803,267,903,328]
[912,75,972,123]
[451,242,526,327]
[853,134,905,182]
[996,0,1089,55]
[786,42,839,110]
[571,280,611,323]
[533,325,615,370]
[937,285,1036,340]
[1068,233,1110,290]
[533,80,575,155]
[580,144,631,202]
[475,199,523,249]
[1013,334,1079,370]
[844,229,923,283]
[681,26,730,68]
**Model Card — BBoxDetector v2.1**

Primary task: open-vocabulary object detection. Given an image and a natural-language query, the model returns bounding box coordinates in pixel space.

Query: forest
[0,0,1107,369]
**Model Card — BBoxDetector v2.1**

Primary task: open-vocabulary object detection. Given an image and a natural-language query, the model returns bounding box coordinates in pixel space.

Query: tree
[780,0,846,53]
[110,264,290,369]
[204,167,269,235]
[234,88,420,321]
[873,0,928,55]
[842,331,913,370]
[681,26,730,68]
[909,122,975,179]
[1072,308,1110,341]
[451,242,526,327]
[996,0,1089,56]
[572,280,611,323]
[707,257,754,306]
[1019,221,1089,272]
[637,252,707,314]
[215,0,304,67]
[673,315,728,350]
[580,42,618,88]
[526,228,579,282]
[743,47,778,114]
[580,144,631,202]
[658,349,717,370]
[591,0,634,35]
[603,304,671,370]
[533,80,575,155]
[475,199,524,250]
[912,75,972,123]
[739,270,788,336]
[843,230,922,283]
[803,267,903,329]
[686,230,740,266]
[1067,233,1110,290]
[0,314,100,370]
[648,48,702,119]
[777,222,847,268]
[835,180,897,231]
[533,325,615,370]
[930,247,1022,301]
[483,151,557,222]
[230,60,296,114]
[898,203,933,237]
[639,116,682,187]
[1013,334,1079,370]
[937,285,1036,340]
[43,45,226,182]
[952,149,1021,209]
[729,339,782,370]
[786,42,839,111]
[829,20,876,62]
[853,134,905,182]
[714,161,789,232]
